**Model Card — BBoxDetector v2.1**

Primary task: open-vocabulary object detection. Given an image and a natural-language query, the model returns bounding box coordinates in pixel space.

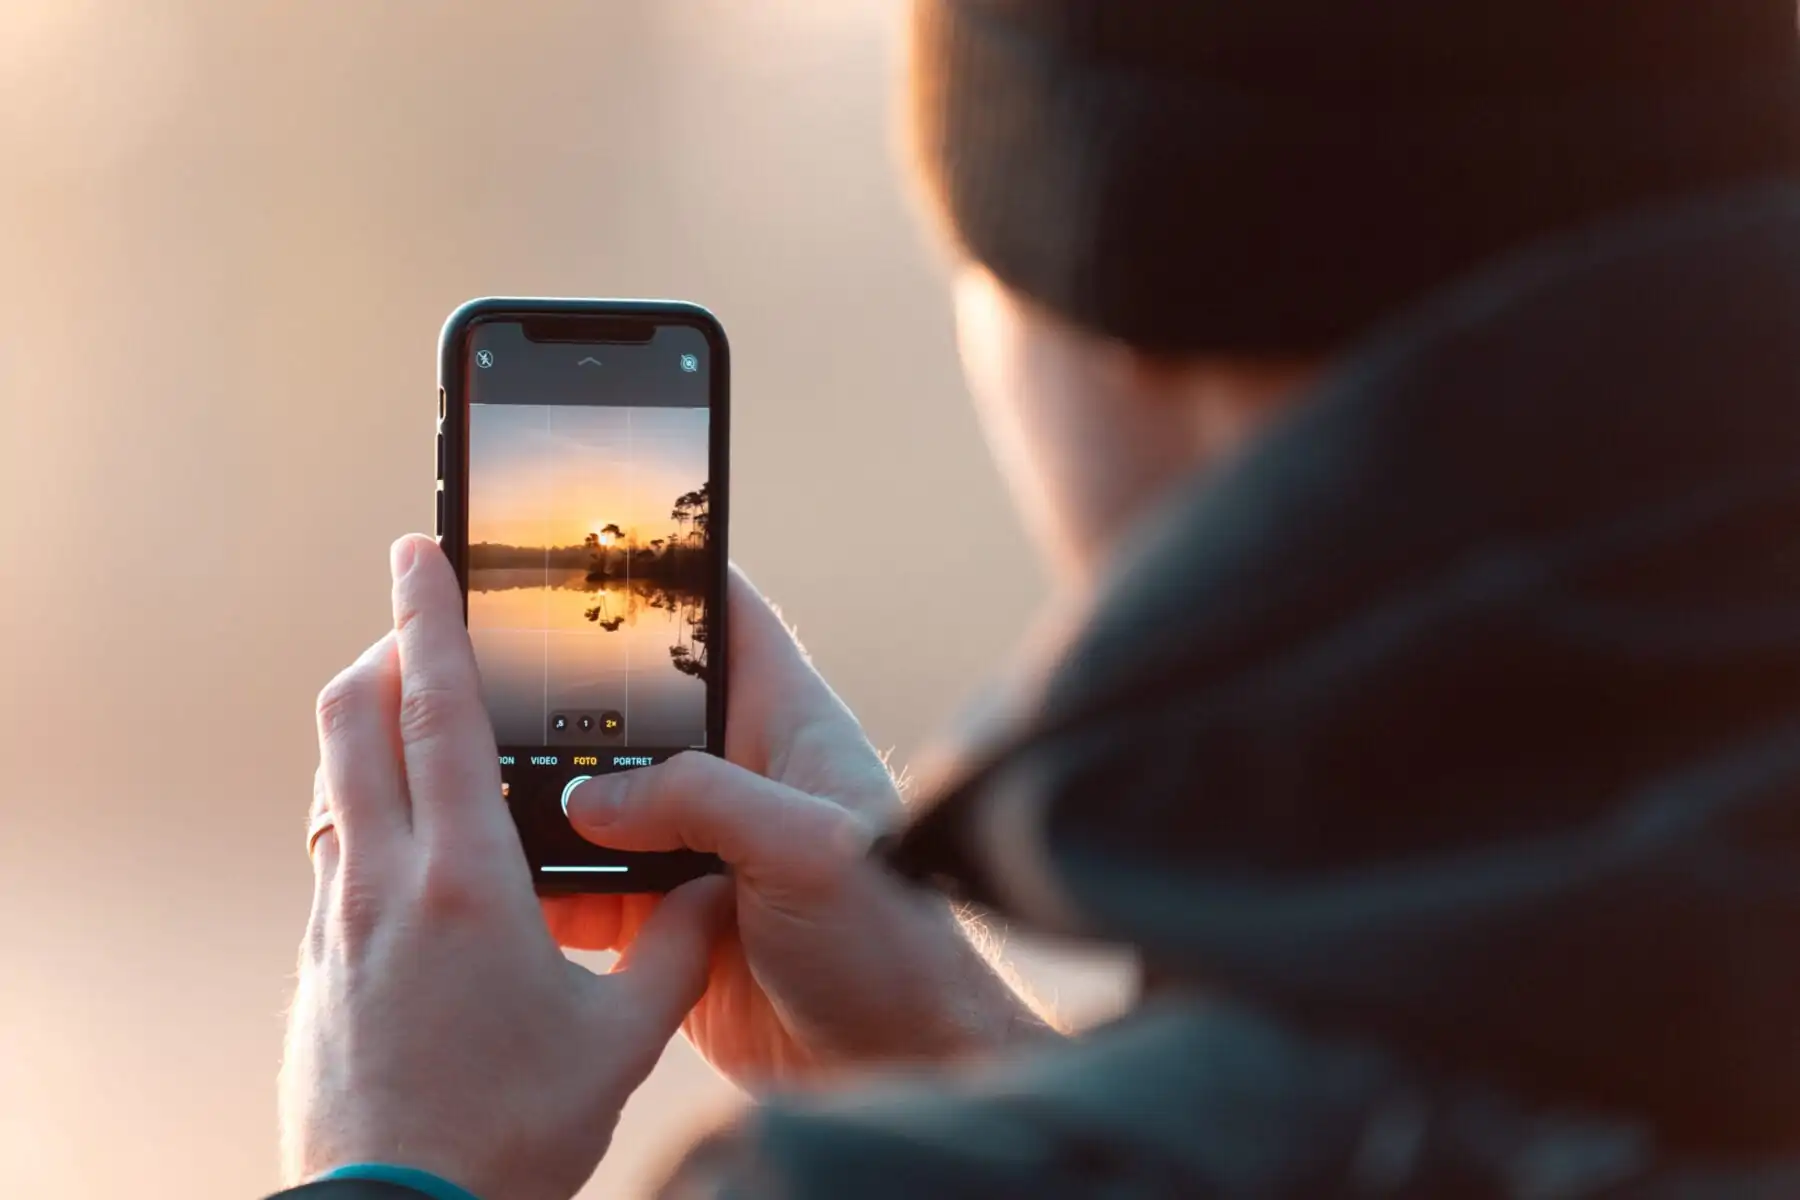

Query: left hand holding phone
[280,533,730,1200]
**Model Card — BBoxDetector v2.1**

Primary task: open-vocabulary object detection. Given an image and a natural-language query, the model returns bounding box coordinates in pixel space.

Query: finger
[725,566,902,819]
[307,764,332,855]
[541,893,626,952]
[307,765,341,880]
[314,631,409,863]
[613,890,675,956]
[603,875,733,1036]
[305,829,340,952]
[304,767,339,965]
[388,534,508,851]
[566,753,873,890]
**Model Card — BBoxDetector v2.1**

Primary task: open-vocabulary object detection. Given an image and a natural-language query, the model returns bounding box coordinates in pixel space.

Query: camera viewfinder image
[467,403,711,749]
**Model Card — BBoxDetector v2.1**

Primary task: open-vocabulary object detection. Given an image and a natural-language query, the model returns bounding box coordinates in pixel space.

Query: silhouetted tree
[584,523,625,579]
[691,481,711,538]
[673,486,710,546]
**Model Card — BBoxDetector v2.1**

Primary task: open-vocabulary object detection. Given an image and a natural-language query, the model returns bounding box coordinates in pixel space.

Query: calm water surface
[469,567,707,747]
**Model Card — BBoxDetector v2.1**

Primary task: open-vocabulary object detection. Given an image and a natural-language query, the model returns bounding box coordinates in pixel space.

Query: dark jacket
[666,181,1800,1198]
[278,181,1800,1198]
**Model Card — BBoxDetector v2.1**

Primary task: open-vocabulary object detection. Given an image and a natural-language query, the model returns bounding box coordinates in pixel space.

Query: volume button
[436,486,445,537]
[437,432,445,481]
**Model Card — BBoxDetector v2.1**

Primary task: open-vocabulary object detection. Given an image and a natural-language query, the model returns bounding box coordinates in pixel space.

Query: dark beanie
[906,0,1800,355]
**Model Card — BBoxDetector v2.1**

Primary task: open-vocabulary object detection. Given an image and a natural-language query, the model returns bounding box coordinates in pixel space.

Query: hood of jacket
[884,180,1800,1156]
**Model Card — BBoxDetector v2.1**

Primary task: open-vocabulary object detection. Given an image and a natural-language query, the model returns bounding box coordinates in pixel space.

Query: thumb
[565,752,875,891]
[599,874,734,1039]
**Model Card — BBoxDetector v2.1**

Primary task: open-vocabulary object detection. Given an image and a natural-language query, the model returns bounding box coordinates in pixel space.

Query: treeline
[469,543,591,570]
[470,540,711,585]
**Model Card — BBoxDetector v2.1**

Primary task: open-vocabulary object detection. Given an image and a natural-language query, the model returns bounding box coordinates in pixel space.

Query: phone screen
[454,315,723,887]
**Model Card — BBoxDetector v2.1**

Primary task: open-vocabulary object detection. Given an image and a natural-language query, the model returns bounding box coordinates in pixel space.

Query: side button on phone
[436,432,444,481]
[436,487,444,536]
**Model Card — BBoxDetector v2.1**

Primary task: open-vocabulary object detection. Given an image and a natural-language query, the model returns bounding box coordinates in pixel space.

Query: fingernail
[565,776,622,826]
[390,536,418,581]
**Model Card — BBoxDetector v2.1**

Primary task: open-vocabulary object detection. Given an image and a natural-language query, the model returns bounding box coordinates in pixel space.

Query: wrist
[963,955,1064,1052]
[799,904,1059,1080]
[927,910,1064,1058]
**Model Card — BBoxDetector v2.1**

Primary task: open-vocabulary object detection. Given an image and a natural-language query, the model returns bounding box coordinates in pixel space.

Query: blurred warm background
[0,4,1130,1197]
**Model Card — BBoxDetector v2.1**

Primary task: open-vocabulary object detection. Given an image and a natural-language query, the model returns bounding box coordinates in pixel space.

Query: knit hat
[905,0,1800,355]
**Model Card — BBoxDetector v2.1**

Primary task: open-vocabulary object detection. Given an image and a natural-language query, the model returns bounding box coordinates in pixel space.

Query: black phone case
[437,297,729,893]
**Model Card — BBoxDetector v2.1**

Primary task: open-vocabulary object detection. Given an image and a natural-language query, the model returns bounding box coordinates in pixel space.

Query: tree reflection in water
[582,590,625,630]
[668,590,710,683]
[567,577,710,683]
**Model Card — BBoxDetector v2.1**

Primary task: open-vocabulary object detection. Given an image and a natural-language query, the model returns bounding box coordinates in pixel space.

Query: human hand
[281,535,729,1200]
[543,567,1054,1088]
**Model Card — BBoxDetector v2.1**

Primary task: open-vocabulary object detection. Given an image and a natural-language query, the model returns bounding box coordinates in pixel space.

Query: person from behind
[275,1,1800,1196]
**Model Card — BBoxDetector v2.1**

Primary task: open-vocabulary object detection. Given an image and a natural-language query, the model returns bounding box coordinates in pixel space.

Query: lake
[469,567,709,748]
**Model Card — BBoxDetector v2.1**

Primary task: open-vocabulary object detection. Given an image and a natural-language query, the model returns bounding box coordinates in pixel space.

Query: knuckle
[391,589,426,635]
[657,750,717,797]
[314,668,375,738]
[395,680,471,746]
[416,853,484,923]
[782,808,867,890]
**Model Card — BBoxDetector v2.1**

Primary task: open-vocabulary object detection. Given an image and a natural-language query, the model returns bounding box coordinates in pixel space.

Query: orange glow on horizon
[468,405,708,550]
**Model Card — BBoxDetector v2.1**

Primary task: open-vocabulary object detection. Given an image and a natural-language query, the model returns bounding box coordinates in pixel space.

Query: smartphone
[437,298,728,892]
